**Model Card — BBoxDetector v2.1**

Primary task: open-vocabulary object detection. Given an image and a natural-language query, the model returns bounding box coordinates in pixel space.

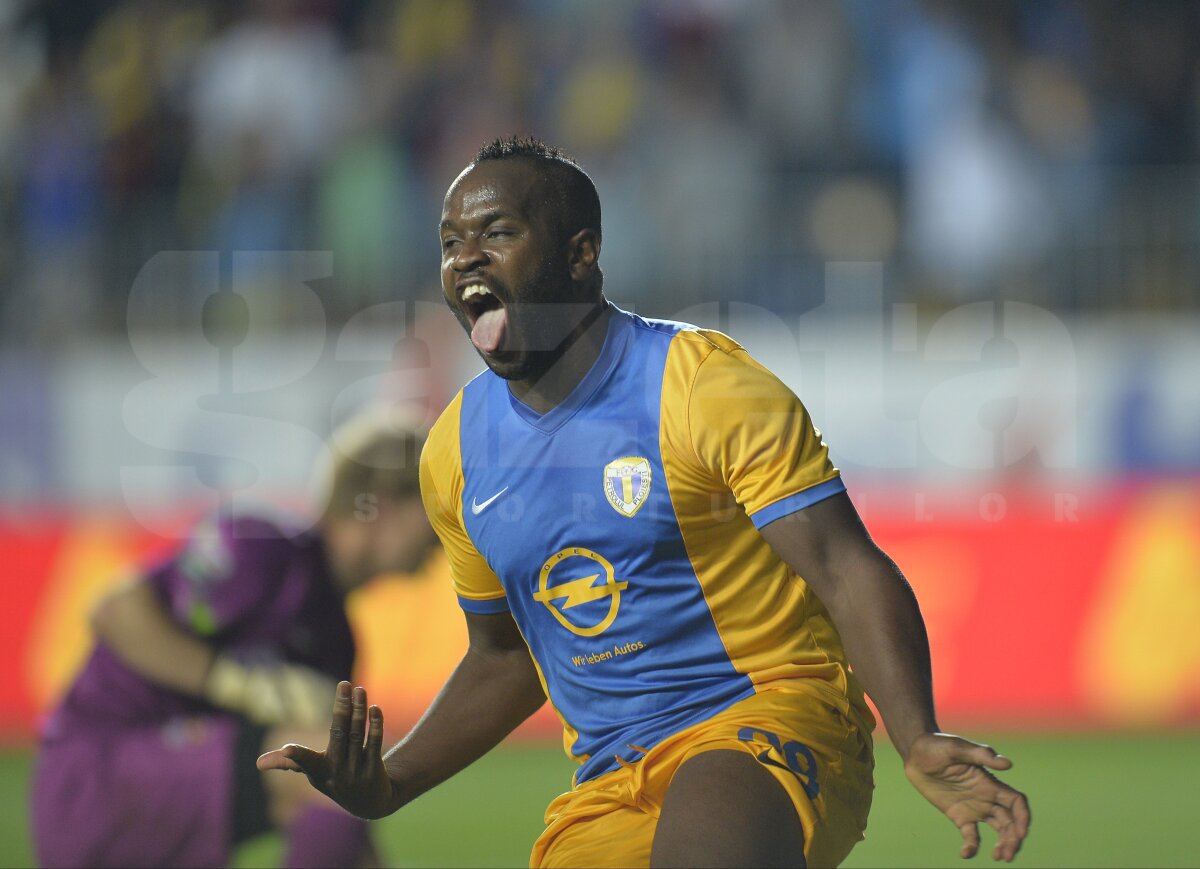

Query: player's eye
[442,237,461,250]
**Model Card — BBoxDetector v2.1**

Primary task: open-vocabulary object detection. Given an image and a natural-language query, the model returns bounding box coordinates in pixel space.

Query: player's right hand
[204,655,337,727]
[256,681,401,820]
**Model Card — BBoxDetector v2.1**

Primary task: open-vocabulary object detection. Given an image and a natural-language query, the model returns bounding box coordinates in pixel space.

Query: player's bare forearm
[90,576,216,696]
[758,493,937,758]
[814,559,1033,860]
[380,634,546,809]
[807,546,939,758]
[761,493,1031,860]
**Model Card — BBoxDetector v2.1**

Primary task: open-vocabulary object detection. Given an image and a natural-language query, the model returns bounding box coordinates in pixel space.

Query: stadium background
[1,1,1197,866]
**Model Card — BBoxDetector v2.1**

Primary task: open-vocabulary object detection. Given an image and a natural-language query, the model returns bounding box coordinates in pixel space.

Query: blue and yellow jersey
[420,305,872,785]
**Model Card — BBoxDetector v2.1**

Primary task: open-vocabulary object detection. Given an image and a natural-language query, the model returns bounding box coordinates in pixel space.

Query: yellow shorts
[529,682,875,869]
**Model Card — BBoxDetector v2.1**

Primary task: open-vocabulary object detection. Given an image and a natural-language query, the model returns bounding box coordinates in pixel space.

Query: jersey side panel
[659,330,862,702]
[420,389,508,612]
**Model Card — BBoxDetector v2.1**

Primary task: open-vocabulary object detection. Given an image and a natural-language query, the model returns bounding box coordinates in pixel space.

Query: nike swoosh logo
[470,487,509,515]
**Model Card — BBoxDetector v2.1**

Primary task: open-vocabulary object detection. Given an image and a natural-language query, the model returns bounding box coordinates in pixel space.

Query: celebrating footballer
[259,137,1031,868]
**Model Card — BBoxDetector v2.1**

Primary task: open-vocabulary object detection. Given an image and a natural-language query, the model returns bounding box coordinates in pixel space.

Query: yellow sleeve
[419,392,508,611]
[682,331,844,528]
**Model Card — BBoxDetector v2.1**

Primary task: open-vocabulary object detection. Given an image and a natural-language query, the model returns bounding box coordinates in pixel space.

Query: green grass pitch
[2,731,1195,868]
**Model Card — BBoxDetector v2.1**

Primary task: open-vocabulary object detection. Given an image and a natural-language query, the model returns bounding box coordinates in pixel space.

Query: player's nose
[452,236,488,272]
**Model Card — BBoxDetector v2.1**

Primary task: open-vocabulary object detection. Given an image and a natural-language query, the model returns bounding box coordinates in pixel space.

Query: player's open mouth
[460,283,508,354]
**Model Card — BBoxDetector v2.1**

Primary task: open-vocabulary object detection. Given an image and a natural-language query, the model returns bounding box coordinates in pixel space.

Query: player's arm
[91,574,214,694]
[758,494,1031,862]
[259,402,546,817]
[256,608,546,820]
[381,609,546,802]
[90,574,335,727]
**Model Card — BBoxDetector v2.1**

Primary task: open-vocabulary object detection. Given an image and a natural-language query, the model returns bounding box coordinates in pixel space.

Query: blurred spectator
[740,1,854,168]
[315,41,418,316]
[188,0,343,183]
[8,45,103,344]
[0,0,1197,341]
[641,14,770,313]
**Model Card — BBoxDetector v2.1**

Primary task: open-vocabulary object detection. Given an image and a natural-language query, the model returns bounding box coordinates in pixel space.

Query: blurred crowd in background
[2,0,1199,346]
[2,3,1197,814]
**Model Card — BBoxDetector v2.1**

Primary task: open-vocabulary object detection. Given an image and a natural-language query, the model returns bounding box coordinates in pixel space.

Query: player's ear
[566,228,600,282]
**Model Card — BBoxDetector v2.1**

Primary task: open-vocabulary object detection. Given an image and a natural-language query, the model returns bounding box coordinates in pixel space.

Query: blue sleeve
[457,595,511,615]
[748,477,847,530]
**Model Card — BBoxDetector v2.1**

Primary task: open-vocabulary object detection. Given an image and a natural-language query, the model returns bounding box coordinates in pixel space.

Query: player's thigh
[651,748,806,869]
[33,717,240,868]
[259,723,346,827]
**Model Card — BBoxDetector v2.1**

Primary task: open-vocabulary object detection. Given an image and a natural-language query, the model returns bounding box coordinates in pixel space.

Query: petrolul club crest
[603,456,651,518]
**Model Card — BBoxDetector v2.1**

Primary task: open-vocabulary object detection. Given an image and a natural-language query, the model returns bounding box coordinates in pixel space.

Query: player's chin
[482,350,541,381]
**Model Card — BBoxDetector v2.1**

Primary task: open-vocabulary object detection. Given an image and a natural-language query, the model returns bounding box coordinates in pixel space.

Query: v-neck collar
[506,303,628,434]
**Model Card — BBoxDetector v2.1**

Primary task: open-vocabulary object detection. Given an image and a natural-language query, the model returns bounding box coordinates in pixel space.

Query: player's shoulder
[422,389,467,477]
[674,325,745,360]
[631,315,791,417]
[622,308,744,359]
[168,507,311,586]
[219,504,313,541]
[624,313,750,383]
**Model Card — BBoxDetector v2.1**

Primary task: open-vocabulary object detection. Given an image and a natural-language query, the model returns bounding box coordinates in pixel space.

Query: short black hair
[475,135,602,244]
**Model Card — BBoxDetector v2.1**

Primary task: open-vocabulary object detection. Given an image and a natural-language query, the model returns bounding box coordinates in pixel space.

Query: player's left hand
[256,681,400,820]
[903,732,1031,862]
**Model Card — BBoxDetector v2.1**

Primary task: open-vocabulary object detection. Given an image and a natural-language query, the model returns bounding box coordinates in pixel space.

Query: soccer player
[30,408,439,868]
[259,138,1032,867]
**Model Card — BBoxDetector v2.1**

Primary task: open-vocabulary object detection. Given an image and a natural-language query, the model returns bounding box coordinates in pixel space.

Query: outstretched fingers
[964,766,1030,863]
[326,680,354,759]
[366,704,385,759]
[958,821,981,860]
[256,747,302,772]
[347,686,368,774]
[256,680,394,819]
[990,788,1032,862]
[975,746,1013,772]
[907,734,1032,863]
[256,742,330,789]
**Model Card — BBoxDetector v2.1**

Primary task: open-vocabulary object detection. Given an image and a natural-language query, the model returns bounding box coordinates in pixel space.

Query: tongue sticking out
[471,306,508,354]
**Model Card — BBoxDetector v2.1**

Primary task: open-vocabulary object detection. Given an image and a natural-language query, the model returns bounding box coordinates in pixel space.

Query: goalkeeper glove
[204,655,338,728]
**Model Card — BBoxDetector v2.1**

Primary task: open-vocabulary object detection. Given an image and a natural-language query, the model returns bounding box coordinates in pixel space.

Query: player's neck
[509,300,612,415]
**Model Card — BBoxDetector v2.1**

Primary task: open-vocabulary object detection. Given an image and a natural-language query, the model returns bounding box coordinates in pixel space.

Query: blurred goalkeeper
[29,408,438,868]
